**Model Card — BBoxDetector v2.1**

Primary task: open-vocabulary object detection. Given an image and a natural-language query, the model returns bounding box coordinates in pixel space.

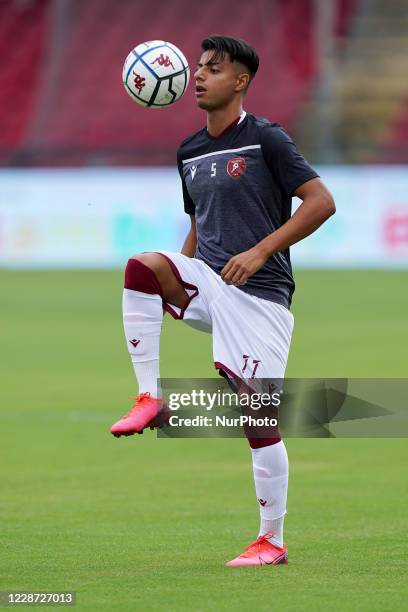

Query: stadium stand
[298,0,408,163]
[6,0,408,166]
[0,0,321,166]
[0,0,49,158]
[381,97,408,163]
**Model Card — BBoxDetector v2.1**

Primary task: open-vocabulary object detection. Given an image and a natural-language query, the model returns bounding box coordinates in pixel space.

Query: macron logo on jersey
[190,165,197,181]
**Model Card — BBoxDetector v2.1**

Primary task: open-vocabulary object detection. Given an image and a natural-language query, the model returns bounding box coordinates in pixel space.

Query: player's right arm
[181,214,196,257]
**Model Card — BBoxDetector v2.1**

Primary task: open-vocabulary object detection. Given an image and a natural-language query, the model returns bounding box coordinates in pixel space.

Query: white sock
[123,288,163,397]
[251,440,289,548]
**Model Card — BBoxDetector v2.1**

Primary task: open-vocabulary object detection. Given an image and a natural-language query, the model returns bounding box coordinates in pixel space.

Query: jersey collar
[206,110,247,140]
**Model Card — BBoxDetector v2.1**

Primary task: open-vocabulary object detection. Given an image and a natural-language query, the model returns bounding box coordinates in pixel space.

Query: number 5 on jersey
[211,162,217,177]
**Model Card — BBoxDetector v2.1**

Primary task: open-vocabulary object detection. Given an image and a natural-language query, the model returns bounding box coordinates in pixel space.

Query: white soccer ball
[122,40,190,109]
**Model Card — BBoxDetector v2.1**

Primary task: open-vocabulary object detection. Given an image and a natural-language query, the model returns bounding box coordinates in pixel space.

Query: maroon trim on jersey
[214,360,282,449]
[154,252,199,320]
[124,258,163,296]
[219,116,241,138]
[207,115,241,140]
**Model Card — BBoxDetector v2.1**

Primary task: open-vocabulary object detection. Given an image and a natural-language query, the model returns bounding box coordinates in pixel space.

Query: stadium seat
[0,0,361,165]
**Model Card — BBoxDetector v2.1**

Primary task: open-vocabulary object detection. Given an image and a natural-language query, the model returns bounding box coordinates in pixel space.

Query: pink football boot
[226,531,288,567]
[110,393,170,437]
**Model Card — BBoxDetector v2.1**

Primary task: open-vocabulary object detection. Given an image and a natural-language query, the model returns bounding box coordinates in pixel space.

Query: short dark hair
[201,35,259,81]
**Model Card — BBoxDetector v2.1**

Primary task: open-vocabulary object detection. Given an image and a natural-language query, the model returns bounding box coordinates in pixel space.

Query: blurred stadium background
[1,1,407,610]
[1,0,408,268]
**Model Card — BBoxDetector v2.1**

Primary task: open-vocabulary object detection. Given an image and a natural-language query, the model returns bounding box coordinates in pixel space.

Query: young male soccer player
[111,35,335,566]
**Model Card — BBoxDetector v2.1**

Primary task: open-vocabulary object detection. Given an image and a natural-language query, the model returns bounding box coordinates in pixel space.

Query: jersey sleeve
[177,149,195,215]
[260,125,319,196]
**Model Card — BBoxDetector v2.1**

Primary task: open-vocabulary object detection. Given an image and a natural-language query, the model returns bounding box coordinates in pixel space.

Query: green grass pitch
[1,269,407,611]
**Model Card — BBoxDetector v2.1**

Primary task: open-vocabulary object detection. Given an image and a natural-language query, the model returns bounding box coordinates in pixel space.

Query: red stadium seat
[0,0,49,160]
[0,0,358,165]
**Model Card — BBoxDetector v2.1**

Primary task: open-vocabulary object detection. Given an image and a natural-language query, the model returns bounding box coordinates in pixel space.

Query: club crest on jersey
[227,157,246,178]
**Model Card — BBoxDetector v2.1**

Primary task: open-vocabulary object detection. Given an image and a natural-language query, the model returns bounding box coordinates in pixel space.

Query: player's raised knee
[131,252,165,272]
[131,252,175,282]
[125,254,186,305]
[124,255,163,295]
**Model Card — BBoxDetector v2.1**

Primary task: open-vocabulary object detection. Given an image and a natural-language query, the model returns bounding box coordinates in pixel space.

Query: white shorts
[158,251,294,381]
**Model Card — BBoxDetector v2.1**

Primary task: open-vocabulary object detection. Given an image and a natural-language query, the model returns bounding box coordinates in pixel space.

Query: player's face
[194,51,247,111]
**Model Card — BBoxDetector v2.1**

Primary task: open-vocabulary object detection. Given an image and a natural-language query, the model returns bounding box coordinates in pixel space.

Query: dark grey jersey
[176,112,318,309]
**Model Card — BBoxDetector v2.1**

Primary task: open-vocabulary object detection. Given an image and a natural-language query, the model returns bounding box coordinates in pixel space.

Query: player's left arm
[221,177,335,285]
